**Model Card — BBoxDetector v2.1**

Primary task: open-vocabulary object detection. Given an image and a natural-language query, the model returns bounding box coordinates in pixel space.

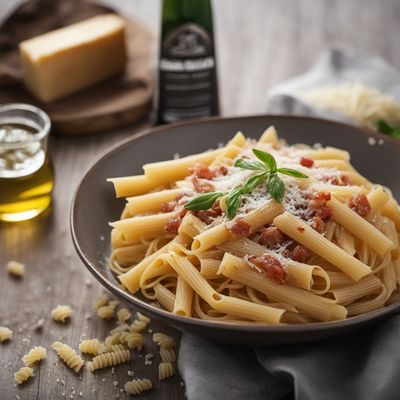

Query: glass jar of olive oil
[0,104,54,222]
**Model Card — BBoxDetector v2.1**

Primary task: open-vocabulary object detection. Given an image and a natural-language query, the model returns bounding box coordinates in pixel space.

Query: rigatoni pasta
[108,127,400,324]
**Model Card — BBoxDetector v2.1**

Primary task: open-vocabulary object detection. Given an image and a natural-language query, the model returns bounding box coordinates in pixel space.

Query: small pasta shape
[88,349,130,371]
[130,320,147,333]
[120,332,143,351]
[0,326,12,342]
[153,333,175,349]
[51,305,72,322]
[104,334,123,352]
[14,367,34,384]
[158,362,175,380]
[7,261,25,278]
[110,324,130,335]
[22,346,47,366]
[160,347,176,363]
[79,339,105,356]
[97,305,116,319]
[117,308,132,324]
[52,342,84,373]
[93,293,110,309]
[109,300,120,308]
[137,312,151,324]
[109,344,127,352]
[124,378,152,396]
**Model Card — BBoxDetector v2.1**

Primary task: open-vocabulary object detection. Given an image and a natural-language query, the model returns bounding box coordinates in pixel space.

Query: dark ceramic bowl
[71,115,400,345]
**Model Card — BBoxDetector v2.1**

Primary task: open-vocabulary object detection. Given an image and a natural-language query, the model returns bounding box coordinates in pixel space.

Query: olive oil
[0,122,54,221]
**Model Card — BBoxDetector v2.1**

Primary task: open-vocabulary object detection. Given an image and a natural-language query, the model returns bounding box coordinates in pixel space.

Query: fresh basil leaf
[184,192,224,211]
[376,119,394,135]
[226,186,242,218]
[234,159,266,171]
[241,172,267,194]
[267,174,285,203]
[277,168,309,179]
[252,149,277,171]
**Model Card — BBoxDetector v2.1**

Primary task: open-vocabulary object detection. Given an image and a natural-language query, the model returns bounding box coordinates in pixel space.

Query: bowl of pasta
[71,115,400,345]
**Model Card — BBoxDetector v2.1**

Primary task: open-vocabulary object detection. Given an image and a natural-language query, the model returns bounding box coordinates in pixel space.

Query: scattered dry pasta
[109,344,127,352]
[130,319,147,333]
[110,324,130,335]
[51,305,72,322]
[160,347,176,363]
[153,333,175,349]
[120,332,143,351]
[137,312,151,324]
[7,261,25,278]
[109,300,120,308]
[104,334,122,352]
[14,367,34,384]
[0,326,12,342]
[93,293,110,309]
[79,339,105,356]
[88,349,130,371]
[117,308,131,324]
[97,305,116,319]
[158,362,175,380]
[124,378,152,396]
[22,346,47,366]
[52,342,84,373]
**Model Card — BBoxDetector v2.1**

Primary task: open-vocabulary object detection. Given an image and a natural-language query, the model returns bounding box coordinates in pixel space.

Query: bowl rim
[70,114,400,335]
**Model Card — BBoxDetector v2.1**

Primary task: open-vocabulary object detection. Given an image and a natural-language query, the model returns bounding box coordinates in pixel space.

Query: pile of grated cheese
[302,81,400,130]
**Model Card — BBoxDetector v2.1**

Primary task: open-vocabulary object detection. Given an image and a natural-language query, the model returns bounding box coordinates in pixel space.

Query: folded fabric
[266,47,400,122]
[178,47,400,400]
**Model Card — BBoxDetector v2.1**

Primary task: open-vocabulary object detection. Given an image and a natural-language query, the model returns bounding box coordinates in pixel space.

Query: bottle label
[159,23,217,122]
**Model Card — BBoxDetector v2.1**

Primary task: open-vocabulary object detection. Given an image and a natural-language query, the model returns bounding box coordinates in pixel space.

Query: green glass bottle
[157,0,219,124]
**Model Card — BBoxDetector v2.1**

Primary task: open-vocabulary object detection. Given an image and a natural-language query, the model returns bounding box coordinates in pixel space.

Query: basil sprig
[376,119,400,138]
[184,148,308,218]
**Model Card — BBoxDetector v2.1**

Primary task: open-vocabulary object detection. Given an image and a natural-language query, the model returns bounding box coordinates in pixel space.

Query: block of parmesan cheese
[19,14,127,103]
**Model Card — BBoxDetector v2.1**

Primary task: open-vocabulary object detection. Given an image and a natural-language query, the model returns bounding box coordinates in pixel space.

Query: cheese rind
[19,14,127,103]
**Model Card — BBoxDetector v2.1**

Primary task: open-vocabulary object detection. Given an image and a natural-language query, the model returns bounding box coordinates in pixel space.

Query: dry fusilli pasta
[137,312,151,324]
[124,378,152,395]
[160,347,176,363]
[109,300,120,308]
[110,324,130,335]
[120,332,143,351]
[0,326,12,342]
[52,342,84,373]
[153,333,175,349]
[22,346,47,366]
[14,367,34,384]
[88,349,130,371]
[93,293,110,309]
[51,305,72,322]
[109,344,126,352]
[117,308,131,323]
[79,339,105,356]
[7,261,25,278]
[158,362,175,380]
[104,333,123,351]
[130,319,147,333]
[97,305,116,319]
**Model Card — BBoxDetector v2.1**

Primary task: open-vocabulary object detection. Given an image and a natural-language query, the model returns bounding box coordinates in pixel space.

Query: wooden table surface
[1,0,400,399]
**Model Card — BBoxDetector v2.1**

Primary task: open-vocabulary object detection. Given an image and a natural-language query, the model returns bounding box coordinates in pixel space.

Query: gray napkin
[178,48,400,400]
[266,47,400,121]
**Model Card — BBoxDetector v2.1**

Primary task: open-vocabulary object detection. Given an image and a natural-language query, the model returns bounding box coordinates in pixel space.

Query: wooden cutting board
[0,0,154,135]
